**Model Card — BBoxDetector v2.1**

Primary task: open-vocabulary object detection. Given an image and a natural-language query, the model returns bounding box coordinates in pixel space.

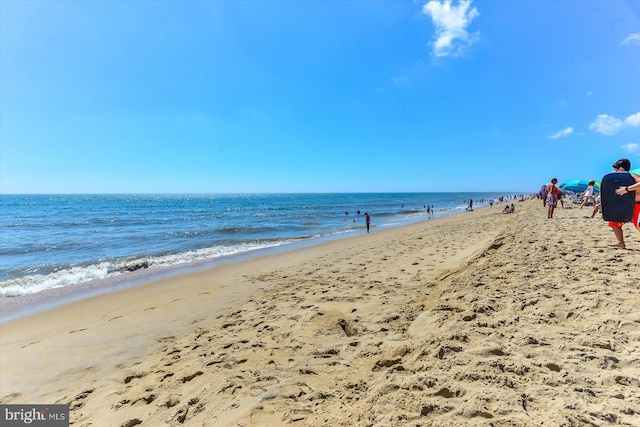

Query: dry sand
[1,200,639,426]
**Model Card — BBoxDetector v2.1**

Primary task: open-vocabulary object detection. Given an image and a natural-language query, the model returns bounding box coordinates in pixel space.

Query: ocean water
[0,193,516,298]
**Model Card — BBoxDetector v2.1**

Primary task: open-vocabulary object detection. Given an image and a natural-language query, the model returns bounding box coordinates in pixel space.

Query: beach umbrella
[558,179,600,193]
[630,168,640,175]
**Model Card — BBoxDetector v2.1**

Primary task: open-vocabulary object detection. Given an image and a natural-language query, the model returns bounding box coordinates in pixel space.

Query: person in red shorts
[608,158,640,249]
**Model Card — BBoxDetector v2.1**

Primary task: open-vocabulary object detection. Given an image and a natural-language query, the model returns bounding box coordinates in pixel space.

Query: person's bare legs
[609,226,625,248]
[581,196,593,209]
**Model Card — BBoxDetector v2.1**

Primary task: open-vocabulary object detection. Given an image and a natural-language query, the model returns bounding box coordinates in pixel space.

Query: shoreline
[0,204,495,323]
[1,192,514,303]
[2,199,638,426]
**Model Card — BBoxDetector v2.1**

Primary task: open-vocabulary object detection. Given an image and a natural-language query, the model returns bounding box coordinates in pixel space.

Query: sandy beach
[1,199,639,426]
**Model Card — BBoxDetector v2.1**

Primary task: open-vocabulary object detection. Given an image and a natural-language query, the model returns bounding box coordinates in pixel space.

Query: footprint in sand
[124,373,147,384]
[69,389,94,411]
[180,371,203,383]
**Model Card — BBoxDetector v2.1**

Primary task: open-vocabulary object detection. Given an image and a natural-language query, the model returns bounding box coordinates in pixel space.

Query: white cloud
[620,32,640,45]
[626,112,640,127]
[589,112,640,135]
[422,0,479,58]
[622,143,640,153]
[549,127,574,139]
[589,114,625,135]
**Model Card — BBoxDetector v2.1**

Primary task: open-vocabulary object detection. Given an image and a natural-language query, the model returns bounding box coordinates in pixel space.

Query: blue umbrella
[559,179,600,194]
[630,168,640,175]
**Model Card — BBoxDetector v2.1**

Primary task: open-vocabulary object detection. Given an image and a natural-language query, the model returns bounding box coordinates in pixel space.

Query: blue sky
[1,0,639,194]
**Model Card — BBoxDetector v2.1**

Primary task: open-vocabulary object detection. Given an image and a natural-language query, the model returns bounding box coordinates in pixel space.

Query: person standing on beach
[365,212,371,233]
[608,159,640,248]
[540,184,548,207]
[546,178,560,218]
